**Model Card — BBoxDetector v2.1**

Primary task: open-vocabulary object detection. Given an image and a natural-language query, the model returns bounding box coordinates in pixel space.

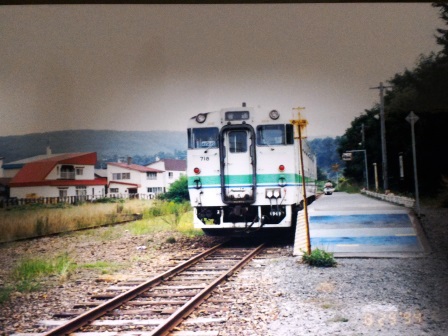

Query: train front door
[220,125,256,204]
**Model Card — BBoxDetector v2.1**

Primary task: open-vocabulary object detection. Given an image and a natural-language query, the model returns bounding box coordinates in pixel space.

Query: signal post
[291,107,311,256]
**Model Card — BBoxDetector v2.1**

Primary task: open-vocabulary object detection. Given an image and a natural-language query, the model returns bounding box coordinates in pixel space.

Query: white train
[187,104,317,235]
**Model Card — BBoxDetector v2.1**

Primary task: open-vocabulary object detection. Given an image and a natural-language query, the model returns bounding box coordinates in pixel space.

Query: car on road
[324,181,334,195]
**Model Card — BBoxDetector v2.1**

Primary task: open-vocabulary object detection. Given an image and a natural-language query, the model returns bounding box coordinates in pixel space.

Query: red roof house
[10,152,106,199]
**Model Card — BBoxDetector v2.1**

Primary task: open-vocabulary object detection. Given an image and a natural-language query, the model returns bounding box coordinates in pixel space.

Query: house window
[76,186,87,200]
[147,172,157,180]
[59,188,68,198]
[147,187,163,194]
[60,165,75,179]
[112,172,131,180]
[75,167,84,176]
[76,186,87,196]
[168,172,174,179]
[110,188,119,193]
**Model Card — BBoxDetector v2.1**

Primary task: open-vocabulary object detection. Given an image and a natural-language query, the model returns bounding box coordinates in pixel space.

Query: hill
[0,130,187,164]
[308,137,344,181]
[1,130,340,179]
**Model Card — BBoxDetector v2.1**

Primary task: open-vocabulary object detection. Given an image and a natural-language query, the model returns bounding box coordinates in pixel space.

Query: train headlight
[196,113,207,123]
[194,167,201,174]
[279,164,285,172]
[269,109,280,120]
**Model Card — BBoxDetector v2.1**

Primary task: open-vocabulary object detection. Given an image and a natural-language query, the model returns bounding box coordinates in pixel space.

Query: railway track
[13,241,266,336]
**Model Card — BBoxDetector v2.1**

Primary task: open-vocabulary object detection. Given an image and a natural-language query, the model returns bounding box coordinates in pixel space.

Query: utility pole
[370,82,392,191]
[406,111,420,216]
[373,163,379,192]
[361,123,365,146]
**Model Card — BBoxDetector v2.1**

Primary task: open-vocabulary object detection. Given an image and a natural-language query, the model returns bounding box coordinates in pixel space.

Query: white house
[146,159,187,191]
[9,152,107,199]
[107,162,164,198]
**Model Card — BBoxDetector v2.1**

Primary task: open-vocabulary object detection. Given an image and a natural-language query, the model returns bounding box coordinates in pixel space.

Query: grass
[0,199,155,243]
[6,253,75,295]
[0,286,13,304]
[302,248,337,267]
[1,253,126,303]
[0,199,202,303]
[126,201,202,237]
[79,261,124,274]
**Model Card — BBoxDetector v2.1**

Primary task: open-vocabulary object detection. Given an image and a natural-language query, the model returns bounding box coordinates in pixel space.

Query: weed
[9,253,75,293]
[99,227,121,241]
[337,177,362,193]
[330,316,349,323]
[35,216,49,236]
[302,248,337,267]
[166,237,176,244]
[0,286,13,304]
[80,261,123,274]
[15,279,41,292]
[116,204,124,213]
[94,198,124,204]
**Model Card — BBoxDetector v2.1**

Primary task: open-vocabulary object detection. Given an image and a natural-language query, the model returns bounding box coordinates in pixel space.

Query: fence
[0,193,155,209]
[361,190,415,208]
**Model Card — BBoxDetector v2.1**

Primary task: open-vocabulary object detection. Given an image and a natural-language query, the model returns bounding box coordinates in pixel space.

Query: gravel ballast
[0,207,447,335]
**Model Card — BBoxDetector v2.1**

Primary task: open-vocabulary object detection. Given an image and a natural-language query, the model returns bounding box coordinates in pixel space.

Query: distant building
[146,158,187,190]
[107,161,164,198]
[9,152,107,199]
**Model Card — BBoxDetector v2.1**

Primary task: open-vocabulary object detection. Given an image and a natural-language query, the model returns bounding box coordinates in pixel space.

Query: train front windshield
[256,124,294,146]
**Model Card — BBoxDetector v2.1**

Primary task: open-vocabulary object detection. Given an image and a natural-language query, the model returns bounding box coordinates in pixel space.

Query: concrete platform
[308,192,430,258]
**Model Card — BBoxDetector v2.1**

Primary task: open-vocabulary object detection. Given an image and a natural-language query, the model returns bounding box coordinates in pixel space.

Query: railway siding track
[12,242,266,336]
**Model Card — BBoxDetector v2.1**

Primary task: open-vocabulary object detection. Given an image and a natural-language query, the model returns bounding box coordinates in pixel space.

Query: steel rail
[149,243,266,336]
[41,242,226,336]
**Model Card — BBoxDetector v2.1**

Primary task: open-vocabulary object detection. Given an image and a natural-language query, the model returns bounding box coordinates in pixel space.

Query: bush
[337,177,362,193]
[302,248,337,267]
[94,198,125,204]
[159,176,189,203]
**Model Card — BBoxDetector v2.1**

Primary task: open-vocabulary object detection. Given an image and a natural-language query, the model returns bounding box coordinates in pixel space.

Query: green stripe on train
[188,174,315,186]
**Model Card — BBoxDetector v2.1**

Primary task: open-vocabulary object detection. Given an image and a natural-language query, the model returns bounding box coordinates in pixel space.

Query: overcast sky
[0,3,441,138]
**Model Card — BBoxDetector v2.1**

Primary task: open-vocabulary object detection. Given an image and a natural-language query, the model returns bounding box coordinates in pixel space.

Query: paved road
[308,192,428,257]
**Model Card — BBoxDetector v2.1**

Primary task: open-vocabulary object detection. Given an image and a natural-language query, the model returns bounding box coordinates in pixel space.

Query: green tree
[159,175,189,203]
[433,2,448,57]
[339,5,448,196]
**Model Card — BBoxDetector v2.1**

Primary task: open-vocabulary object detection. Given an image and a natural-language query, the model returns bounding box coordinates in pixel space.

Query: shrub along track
[11,241,272,336]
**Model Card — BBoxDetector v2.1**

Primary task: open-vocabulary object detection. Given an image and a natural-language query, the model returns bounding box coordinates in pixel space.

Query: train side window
[228,131,247,153]
[257,124,293,146]
[188,127,219,149]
